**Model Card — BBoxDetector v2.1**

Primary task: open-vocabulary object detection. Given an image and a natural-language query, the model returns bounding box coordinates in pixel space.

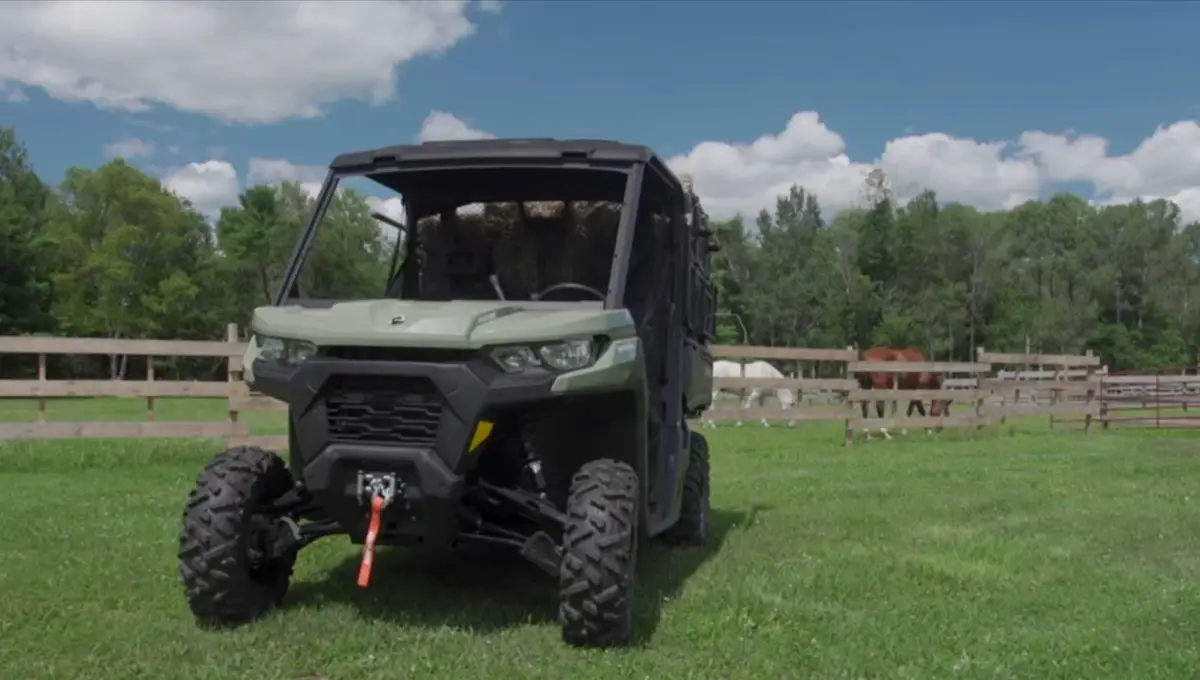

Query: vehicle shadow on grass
[282,505,768,645]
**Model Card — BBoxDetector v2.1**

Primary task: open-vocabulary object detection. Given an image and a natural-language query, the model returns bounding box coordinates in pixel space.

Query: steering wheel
[532,282,606,301]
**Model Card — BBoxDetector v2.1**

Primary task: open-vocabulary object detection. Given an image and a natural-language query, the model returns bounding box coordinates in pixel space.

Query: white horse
[705,359,797,427]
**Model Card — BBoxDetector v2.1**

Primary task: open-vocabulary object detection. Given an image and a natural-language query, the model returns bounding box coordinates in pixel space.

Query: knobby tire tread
[559,458,639,647]
[178,445,296,626]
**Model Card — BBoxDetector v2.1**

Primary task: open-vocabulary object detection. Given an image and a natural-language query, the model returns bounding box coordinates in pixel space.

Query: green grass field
[3,399,1200,679]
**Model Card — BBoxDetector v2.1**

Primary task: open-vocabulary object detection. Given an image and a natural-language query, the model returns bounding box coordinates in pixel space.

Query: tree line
[711,169,1200,372]
[2,125,1198,380]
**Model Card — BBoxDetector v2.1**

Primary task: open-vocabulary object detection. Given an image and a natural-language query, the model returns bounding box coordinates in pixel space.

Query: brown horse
[893,346,951,418]
[855,346,900,420]
[855,346,951,438]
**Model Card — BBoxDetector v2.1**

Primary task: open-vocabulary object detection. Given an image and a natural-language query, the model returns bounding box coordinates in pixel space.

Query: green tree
[0,127,54,335]
[43,160,221,375]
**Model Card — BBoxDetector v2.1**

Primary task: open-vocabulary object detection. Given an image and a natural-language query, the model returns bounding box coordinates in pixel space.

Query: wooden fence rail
[978,347,1101,430]
[0,330,1114,446]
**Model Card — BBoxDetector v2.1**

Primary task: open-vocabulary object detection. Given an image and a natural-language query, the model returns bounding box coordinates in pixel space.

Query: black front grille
[324,346,475,363]
[324,376,442,446]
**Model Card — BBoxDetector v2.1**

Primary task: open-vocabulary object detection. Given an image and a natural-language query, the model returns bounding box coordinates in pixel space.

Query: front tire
[178,446,298,626]
[559,458,639,647]
[659,431,711,547]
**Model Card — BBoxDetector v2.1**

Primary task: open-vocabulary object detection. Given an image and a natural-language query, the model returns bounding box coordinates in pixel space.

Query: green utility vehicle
[176,138,719,647]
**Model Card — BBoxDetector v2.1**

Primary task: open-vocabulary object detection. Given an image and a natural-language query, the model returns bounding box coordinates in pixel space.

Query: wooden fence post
[1049,365,1059,431]
[146,356,156,422]
[1100,360,1111,429]
[1084,349,1095,433]
[36,353,46,423]
[976,346,992,423]
[844,345,855,447]
[975,356,987,430]
[226,324,240,443]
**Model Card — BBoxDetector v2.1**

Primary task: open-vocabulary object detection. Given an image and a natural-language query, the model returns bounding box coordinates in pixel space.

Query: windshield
[279,166,633,305]
[396,200,622,303]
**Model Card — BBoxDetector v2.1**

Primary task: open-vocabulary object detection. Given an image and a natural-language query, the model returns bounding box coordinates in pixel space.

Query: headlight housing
[489,338,597,373]
[255,334,318,364]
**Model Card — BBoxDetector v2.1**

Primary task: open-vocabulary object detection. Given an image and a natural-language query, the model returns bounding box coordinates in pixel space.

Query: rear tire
[178,446,298,626]
[559,458,639,647]
[659,431,711,547]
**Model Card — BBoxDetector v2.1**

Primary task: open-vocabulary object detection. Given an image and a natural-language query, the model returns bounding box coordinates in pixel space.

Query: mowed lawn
[2,399,1200,679]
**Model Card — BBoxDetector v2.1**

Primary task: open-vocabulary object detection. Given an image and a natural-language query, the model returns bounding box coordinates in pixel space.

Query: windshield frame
[274,162,646,309]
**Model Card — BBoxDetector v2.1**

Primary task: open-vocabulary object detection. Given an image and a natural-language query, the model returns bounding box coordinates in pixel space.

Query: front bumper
[251,354,557,545]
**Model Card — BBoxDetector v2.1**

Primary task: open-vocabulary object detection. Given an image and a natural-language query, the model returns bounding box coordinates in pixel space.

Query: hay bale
[415,201,622,299]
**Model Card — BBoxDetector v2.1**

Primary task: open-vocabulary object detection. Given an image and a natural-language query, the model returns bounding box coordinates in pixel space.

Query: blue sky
[2,0,1199,220]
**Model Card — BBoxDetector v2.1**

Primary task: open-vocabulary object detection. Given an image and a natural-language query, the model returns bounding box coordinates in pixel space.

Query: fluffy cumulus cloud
[161,109,1200,226]
[1018,121,1200,219]
[667,111,1044,219]
[104,137,155,160]
[246,158,326,198]
[416,110,496,143]
[398,110,1200,223]
[368,196,407,223]
[0,0,495,124]
[163,111,493,221]
[669,112,1200,222]
[240,157,404,223]
[163,155,407,228]
[162,160,240,218]
[0,81,28,103]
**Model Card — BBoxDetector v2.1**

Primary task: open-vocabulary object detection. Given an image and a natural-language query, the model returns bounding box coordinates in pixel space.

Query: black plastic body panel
[253,356,557,546]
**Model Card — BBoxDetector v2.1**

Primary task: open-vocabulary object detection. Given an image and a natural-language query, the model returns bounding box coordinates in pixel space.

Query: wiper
[371,211,407,234]
[489,274,507,301]
[373,211,409,297]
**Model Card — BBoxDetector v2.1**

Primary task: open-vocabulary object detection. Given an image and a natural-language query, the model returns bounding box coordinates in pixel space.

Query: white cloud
[247,158,326,198]
[0,81,28,103]
[162,160,240,218]
[416,110,496,143]
[104,137,155,160]
[367,196,406,223]
[669,111,1200,222]
[165,156,407,225]
[0,1,492,124]
[478,0,503,14]
[239,158,407,241]
[1018,121,1200,219]
[668,111,1043,220]
[168,157,405,245]
[164,109,1200,226]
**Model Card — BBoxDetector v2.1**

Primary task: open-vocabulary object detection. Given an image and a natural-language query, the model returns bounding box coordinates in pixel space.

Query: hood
[249,299,636,348]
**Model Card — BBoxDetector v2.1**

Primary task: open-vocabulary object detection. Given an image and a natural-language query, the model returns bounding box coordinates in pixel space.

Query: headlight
[539,339,594,371]
[489,338,596,373]
[490,345,541,372]
[255,334,318,364]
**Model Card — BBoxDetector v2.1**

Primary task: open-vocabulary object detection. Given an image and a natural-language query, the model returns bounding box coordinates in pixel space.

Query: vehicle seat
[419,208,495,300]
[488,202,540,300]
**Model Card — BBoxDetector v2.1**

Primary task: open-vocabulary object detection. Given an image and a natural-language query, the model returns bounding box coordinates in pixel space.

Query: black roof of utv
[328,138,686,194]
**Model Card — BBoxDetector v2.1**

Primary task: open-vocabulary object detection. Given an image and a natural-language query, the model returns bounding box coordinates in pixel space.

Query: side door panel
[683,337,713,413]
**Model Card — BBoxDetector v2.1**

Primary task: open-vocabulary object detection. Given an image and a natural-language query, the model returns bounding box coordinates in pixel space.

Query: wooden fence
[0,324,284,449]
[1095,368,1200,429]
[704,345,1101,442]
[0,328,1111,447]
